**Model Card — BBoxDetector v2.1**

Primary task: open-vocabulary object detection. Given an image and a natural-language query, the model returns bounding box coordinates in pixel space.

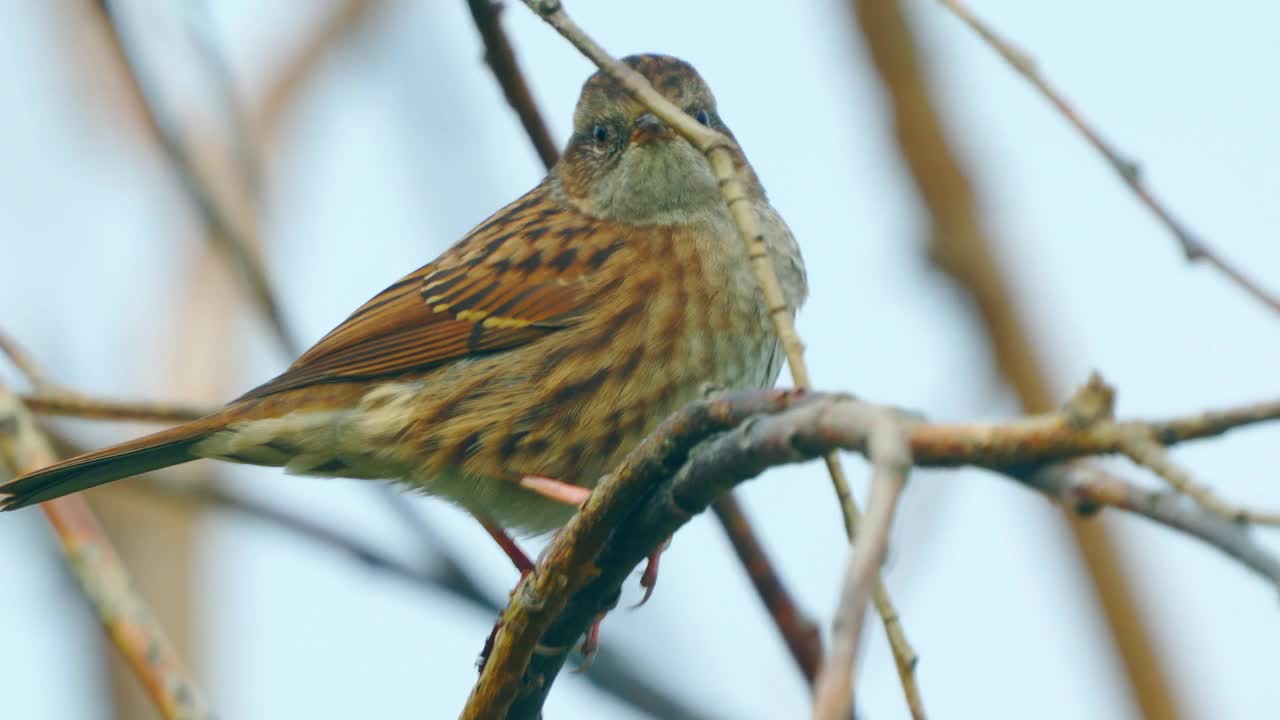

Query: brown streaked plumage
[0,54,807,534]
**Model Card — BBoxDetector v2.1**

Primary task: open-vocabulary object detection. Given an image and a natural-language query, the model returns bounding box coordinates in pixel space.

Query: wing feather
[239,187,607,400]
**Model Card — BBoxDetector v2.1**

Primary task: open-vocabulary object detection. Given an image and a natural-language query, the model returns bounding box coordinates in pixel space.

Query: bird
[0,54,807,575]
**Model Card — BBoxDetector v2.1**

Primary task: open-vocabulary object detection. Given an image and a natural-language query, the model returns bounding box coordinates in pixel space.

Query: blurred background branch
[934,0,1280,315]
[0,386,212,720]
[853,1,1191,717]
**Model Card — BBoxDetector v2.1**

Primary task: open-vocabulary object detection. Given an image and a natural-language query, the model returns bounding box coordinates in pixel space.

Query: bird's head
[557,54,758,224]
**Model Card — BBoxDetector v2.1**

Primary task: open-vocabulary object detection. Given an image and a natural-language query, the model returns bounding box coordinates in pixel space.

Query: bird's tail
[0,417,222,511]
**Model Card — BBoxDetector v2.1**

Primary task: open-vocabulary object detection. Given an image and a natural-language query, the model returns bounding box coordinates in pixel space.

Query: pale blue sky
[2,2,1278,718]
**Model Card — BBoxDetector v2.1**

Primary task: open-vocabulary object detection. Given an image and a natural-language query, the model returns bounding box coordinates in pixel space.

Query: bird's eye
[695,109,711,126]
[592,124,609,143]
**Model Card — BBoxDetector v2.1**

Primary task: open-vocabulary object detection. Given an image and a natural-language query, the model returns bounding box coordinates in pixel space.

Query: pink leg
[480,520,534,576]
[519,474,591,506]
[476,520,532,672]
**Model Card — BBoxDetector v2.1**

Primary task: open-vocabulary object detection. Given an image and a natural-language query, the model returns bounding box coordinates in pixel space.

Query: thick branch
[464,387,1280,718]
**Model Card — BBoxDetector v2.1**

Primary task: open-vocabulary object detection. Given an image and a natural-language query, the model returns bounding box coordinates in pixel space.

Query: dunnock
[1,55,807,550]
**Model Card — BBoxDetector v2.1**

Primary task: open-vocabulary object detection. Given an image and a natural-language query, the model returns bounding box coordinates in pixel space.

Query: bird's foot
[633,535,672,608]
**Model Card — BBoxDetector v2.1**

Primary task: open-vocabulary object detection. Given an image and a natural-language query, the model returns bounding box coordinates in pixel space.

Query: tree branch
[20,392,208,424]
[934,0,1280,315]
[91,0,302,354]
[463,384,1280,718]
[711,494,823,686]
[815,409,913,720]
[852,1,1192,716]
[465,0,560,169]
[0,386,212,720]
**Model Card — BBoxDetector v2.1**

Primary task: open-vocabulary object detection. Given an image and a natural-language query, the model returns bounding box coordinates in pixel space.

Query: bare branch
[91,1,302,354]
[1118,430,1280,526]
[20,392,208,424]
[852,1,1188,715]
[0,330,53,390]
[185,2,263,202]
[0,386,212,720]
[1027,463,1280,588]
[465,0,560,169]
[815,410,913,720]
[711,494,823,686]
[464,386,1280,718]
[934,0,1280,315]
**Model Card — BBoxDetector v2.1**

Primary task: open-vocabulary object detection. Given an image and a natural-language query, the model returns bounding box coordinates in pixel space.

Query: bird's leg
[518,474,592,506]
[480,520,534,576]
[475,519,534,672]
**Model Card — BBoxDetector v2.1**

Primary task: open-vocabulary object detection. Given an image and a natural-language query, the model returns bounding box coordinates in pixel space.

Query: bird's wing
[239,187,625,400]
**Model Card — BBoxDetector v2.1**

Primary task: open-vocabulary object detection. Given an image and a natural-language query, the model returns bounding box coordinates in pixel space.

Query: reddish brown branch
[465,0,560,169]
[711,495,823,685]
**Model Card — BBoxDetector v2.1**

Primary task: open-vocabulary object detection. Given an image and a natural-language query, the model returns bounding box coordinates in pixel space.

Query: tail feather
[0,421,215,511]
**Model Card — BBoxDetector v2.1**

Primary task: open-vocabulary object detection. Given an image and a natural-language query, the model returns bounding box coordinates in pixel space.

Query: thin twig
[1027,463,1280,588]
[1119,430,1280,526]
[934,0,1280,315]
[186,1,263,201]
[0,330,52,390]
[0,387,212,720]
[711,494,823,685]
[20,392,208,424]
[465,0,560,169]
[815,410,913,720]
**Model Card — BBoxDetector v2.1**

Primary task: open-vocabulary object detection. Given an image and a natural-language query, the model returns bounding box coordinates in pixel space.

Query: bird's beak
[630,113,674,145]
